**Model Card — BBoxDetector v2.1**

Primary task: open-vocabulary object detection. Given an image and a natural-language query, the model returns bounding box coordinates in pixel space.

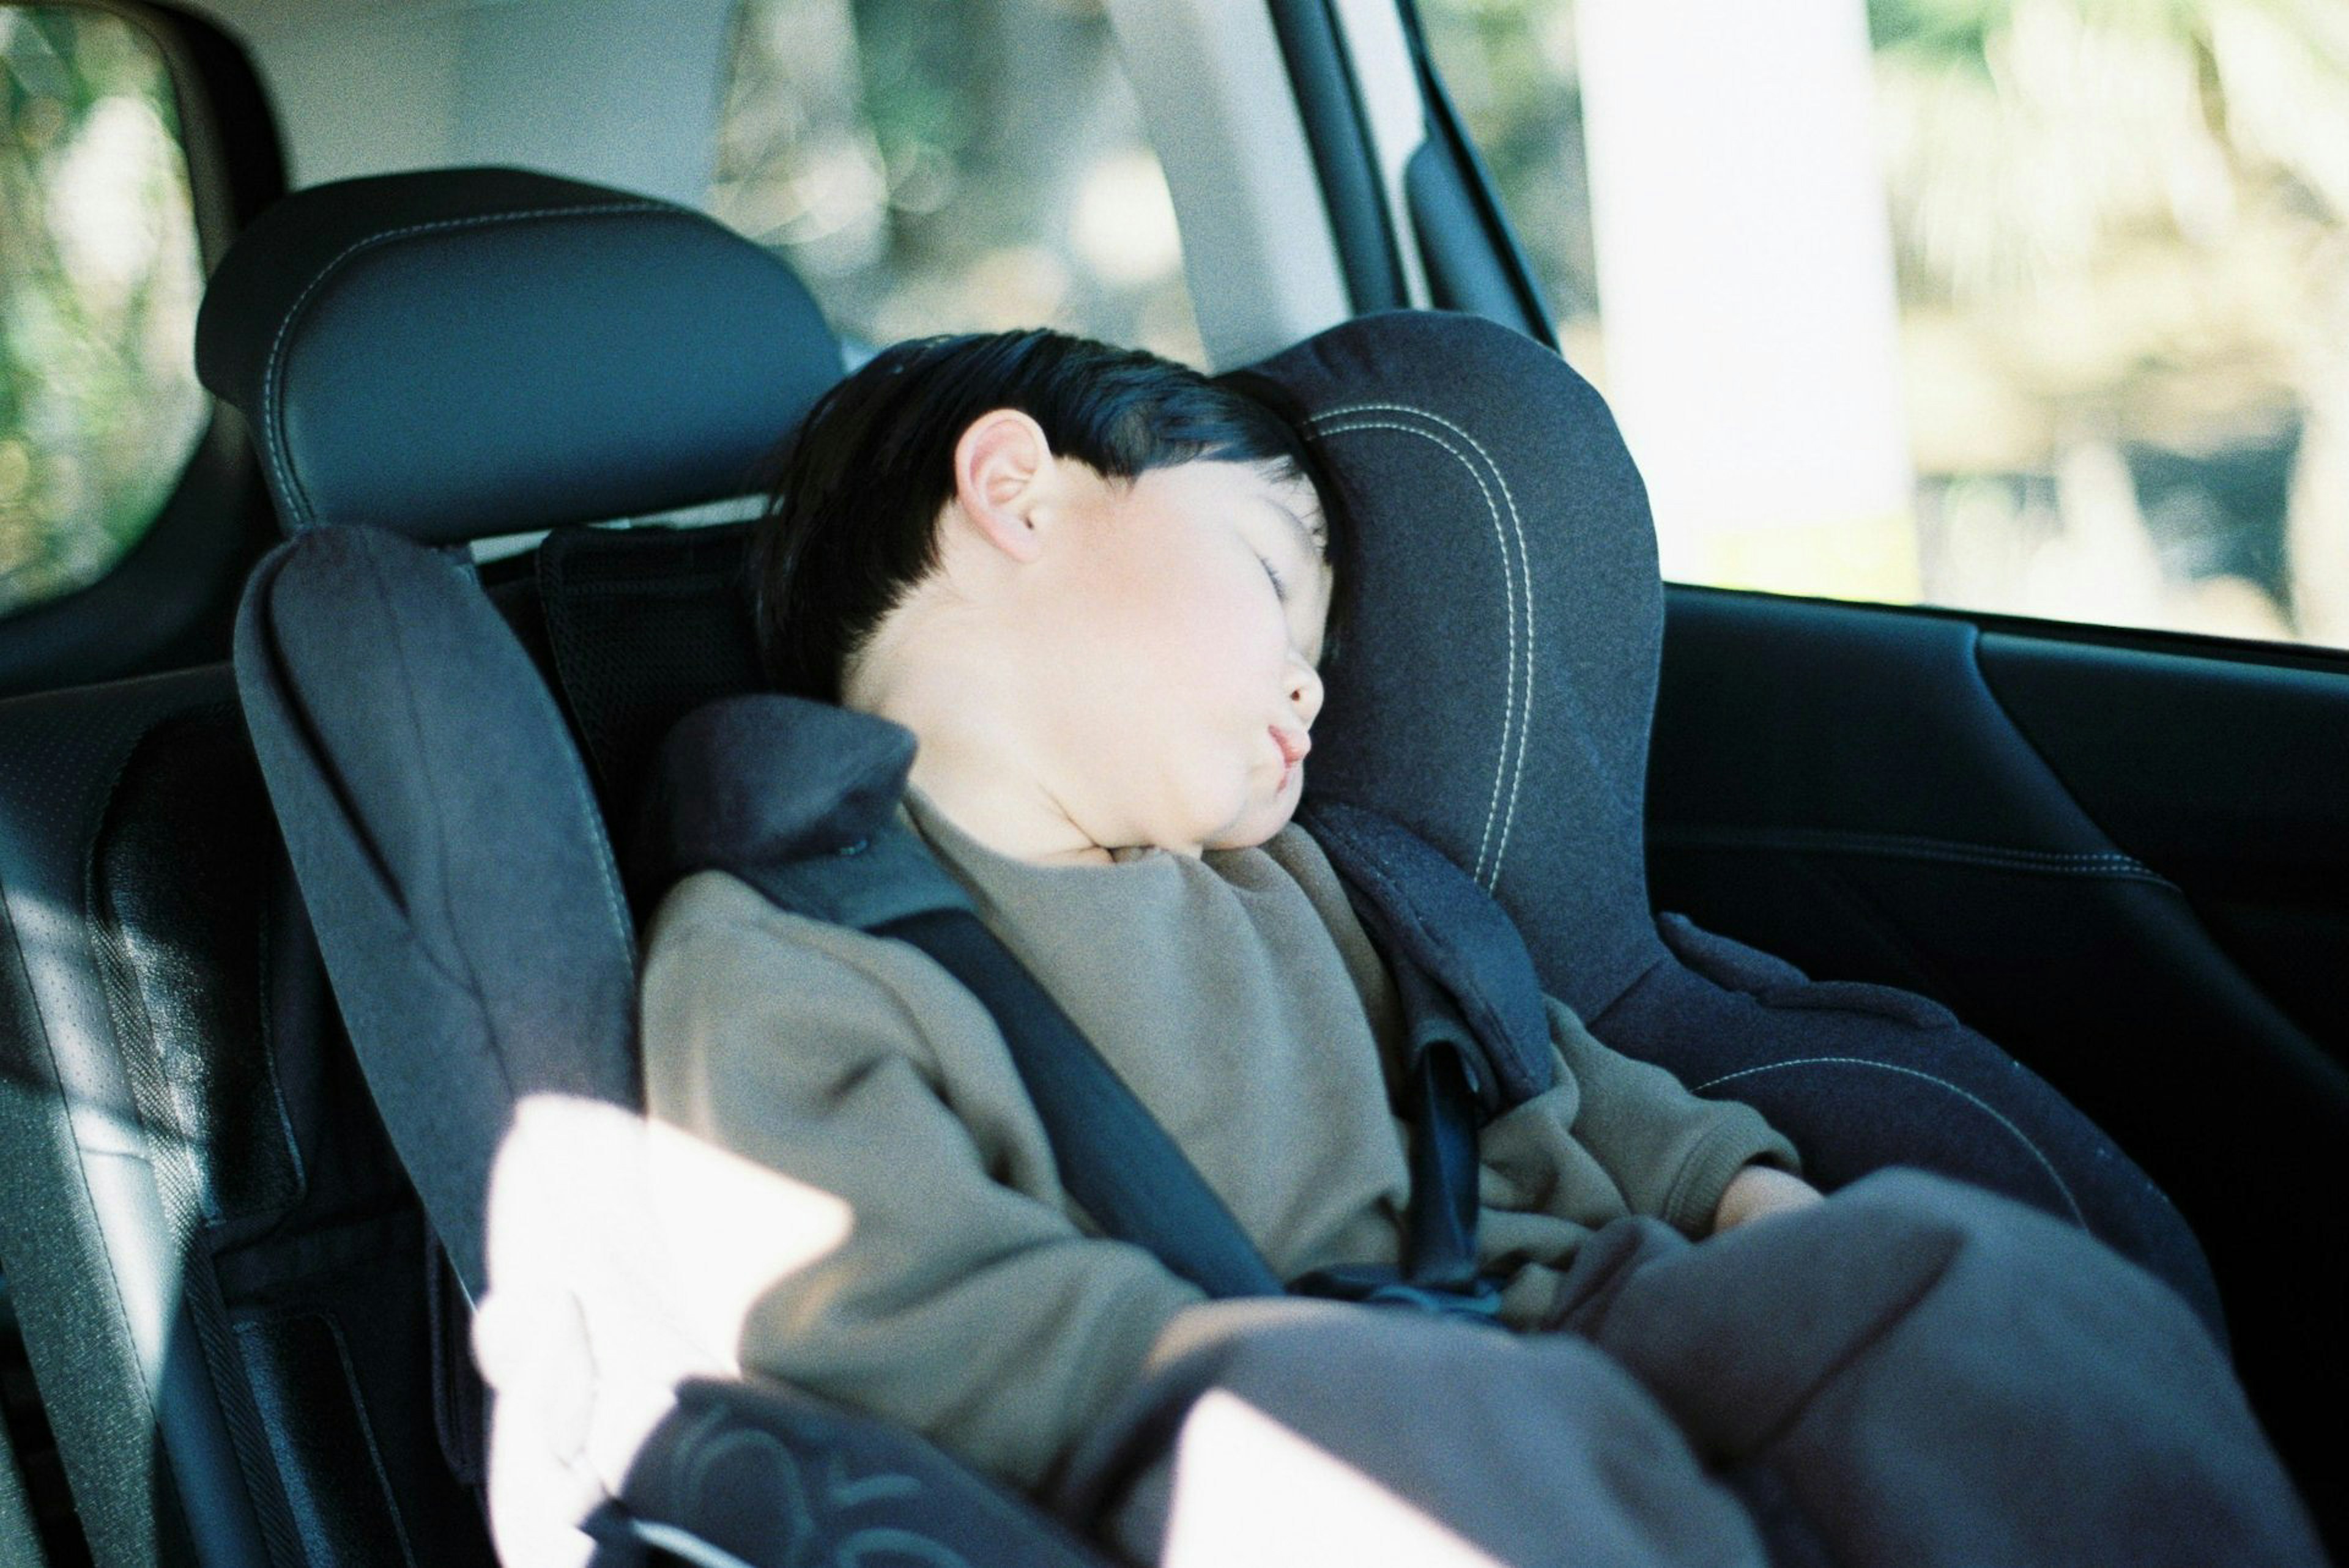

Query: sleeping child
[637,327,2323,1567]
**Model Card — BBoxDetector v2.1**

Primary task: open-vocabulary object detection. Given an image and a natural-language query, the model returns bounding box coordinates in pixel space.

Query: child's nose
[1290,658,1325,728]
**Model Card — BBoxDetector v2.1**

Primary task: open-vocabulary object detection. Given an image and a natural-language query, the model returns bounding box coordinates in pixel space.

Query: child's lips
[1271,726,1310,788]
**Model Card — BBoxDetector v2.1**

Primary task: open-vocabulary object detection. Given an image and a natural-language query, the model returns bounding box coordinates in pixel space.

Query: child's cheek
[1102,555,1217,656]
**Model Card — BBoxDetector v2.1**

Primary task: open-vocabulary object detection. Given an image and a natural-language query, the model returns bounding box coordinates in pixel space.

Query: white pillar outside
[1576,0,1916,599]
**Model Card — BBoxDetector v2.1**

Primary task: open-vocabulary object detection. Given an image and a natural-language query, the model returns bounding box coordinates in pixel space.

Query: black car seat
[197,166,2224,1565]
[0,659,499,1565]
[1225,315,2217,1333]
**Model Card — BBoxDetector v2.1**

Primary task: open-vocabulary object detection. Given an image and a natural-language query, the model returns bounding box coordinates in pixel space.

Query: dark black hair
[746,328,1339,702]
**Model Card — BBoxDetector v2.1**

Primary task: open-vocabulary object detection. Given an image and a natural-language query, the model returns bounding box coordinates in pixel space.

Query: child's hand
[1710,1164,1825,1234]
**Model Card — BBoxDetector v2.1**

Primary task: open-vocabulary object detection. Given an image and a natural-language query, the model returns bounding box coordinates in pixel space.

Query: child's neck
[904,739,1119,868]
[845,662,1119,868]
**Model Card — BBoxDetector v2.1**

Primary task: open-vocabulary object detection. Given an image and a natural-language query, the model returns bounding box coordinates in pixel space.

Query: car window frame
[0,0,284,699]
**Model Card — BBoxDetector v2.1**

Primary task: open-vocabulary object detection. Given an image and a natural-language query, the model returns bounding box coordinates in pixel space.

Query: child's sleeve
[639,872,1209,1492]
[1543,998,1801,1237]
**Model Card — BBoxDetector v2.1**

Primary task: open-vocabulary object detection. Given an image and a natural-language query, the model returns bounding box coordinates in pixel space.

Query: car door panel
[1647,585,2348,1533]
[1980,634,2349,1049]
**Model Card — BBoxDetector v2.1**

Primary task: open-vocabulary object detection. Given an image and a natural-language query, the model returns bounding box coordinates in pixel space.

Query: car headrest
[1232,312,1667,1021]
[196,166,841,544]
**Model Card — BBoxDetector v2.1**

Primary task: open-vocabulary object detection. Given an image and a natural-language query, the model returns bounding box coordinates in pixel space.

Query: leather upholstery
[195,167,841,544]
[0,668,494,1567]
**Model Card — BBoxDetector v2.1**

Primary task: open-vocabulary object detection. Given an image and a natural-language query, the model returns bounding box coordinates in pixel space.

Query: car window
[711,0,1206,368]
[1419,0,2349,653]
[1,5,206,620]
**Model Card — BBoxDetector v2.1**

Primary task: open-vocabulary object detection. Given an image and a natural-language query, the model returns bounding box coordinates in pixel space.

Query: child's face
[1025,456,1332,855]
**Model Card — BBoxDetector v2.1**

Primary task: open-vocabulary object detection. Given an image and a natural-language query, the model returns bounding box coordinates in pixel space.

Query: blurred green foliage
[1421,0,2349,645]
[2,6,205,619]
[1425,0,2349,434]
[1417,0,1598,331]
[10,0,2342,642]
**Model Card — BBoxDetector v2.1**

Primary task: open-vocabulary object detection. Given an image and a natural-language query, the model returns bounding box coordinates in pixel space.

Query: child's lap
[1063,1171,2323,1567]
[1063,1290,1765,1567]
[1543,1167,2319,1566]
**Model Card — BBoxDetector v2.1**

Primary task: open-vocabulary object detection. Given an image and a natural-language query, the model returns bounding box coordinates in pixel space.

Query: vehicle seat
[0,675,496,1566]
[196,166,2222,1564]
[1227,316,2221,1335]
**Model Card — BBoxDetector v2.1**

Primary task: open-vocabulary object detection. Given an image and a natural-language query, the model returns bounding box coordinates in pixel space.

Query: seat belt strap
[1401,1041,1486,1290]
[1292,797,1566,1319]
[1287,976,1507,1327]
[1298,799,1558,1114]
[640,695,1282,1302]
[874,908,1283,1301]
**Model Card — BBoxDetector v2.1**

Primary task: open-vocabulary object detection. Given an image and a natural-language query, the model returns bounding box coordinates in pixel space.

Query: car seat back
[0,664,495,1567]
[1227,316,2222,1333]
[236,530,639,1300]
[196,165,842,1303]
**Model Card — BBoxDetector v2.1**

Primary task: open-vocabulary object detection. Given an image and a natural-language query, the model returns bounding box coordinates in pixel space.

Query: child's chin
[1206,799,1299,852]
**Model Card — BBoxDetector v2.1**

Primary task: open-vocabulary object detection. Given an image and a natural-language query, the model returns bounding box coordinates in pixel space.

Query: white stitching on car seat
[1308,402,1539,884]
[1304,415,1519,886]
[1653,826,2177,888]
[1691,1056,2087,1227]
[258,201,672,528]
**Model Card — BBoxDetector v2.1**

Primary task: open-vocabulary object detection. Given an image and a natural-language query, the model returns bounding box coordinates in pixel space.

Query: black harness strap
[1287,797,1562,1321]
[640,697,1550,1322]
[1289,977,1507,1323]
[874,908,1282,1301]
[639,695,1281,1302]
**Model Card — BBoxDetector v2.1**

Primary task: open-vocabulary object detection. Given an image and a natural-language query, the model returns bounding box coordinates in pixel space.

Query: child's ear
[951,409,1053,563]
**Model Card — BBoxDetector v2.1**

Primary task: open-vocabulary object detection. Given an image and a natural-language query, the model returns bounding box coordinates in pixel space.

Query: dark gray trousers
[1058,1169,2326,1567]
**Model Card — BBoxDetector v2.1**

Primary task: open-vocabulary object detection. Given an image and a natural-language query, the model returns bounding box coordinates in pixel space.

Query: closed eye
[1260,555,1288,602]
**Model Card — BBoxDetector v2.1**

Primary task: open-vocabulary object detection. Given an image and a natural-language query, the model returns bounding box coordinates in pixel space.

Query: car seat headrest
[196,166,841,543]
[1232,311,1667,1020]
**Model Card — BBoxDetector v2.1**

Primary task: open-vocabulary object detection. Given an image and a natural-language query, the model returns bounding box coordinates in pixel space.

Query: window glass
[1419,0,2349,652]
[712,0,1206,367]
[1,6,206,618]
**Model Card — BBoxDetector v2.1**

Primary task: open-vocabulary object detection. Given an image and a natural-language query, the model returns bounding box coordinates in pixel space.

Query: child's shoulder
[643,866,794,956]
[643,868,948,1012]
[642,869,1000,1079]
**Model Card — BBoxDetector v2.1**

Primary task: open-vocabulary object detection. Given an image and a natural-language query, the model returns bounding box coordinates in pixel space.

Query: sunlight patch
[1160,1390,1505,1568]
[475,1094,854,1566]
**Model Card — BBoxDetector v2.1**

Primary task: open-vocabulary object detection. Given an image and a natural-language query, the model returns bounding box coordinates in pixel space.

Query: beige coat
[639,791,1794,1490]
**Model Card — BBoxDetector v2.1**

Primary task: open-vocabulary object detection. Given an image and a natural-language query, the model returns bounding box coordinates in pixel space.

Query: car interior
[2,2,2345,1566]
